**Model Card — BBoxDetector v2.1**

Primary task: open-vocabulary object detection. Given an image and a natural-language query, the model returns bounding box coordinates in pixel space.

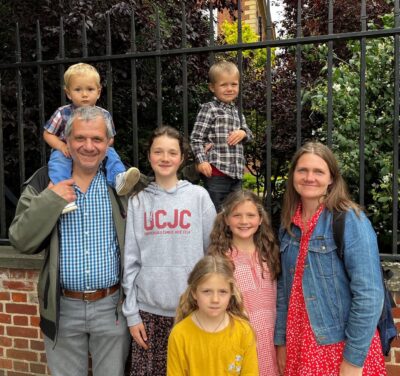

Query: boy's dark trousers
[204,175,241,212]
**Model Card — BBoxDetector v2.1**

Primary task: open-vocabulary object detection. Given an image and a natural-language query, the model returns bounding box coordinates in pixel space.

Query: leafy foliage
[304,13,399,249]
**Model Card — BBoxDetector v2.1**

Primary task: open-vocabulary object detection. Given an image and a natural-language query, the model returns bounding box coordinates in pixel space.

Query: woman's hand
[276,345,287,375]
[339,359,363,376]
[129,323,149,350]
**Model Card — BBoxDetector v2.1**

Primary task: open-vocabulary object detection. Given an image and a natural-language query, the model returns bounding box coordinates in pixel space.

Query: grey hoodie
[122,180,216,327]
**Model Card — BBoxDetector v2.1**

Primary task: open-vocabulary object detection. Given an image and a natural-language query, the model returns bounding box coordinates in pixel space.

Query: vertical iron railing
[359,0,367,207]
[16,23,25,187]
[181,2,189,139]
[393,0,400,256]
[36,21,46,166]
[155,7,163,127]
[326,0,334,147]
[0,76,5,238]
[106,13,113,115]
[295,0,302,149]
[130,11,139,166]
[264,0,273,212]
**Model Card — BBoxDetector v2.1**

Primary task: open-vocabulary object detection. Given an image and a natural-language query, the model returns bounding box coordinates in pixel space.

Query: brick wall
[1,264,400,375]
[0,268,50,375]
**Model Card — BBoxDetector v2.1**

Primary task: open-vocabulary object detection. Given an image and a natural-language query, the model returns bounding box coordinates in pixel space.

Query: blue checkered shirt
[190,98,253,179]
[44,104,116,142]
[59,170,120,291]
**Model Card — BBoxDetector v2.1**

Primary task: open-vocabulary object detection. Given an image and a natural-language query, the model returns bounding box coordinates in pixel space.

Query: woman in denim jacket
[274,142,386,376]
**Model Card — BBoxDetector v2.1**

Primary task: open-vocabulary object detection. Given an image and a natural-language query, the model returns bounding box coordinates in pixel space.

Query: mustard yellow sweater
[167,314,259,376]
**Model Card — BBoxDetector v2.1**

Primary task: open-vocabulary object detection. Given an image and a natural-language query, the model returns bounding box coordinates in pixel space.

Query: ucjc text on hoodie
[122,180,217,327]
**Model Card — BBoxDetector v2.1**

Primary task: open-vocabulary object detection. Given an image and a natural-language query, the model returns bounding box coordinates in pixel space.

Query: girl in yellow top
[167,255,259,376]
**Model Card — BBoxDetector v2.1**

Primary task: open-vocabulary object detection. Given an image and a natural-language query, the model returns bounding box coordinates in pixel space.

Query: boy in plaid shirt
[190,61,253,211]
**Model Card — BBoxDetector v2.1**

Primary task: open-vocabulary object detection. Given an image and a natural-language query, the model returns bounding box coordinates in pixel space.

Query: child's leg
[106,147,140,195]
[105,147,125,187]
[48,150,72,184]
[48,150,77,214]
[204,175,234,212]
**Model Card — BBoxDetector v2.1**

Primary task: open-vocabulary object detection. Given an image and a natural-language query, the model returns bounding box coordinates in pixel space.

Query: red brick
[395,349,400,363]
[3,280,35,292]
[0,358,12,369]
[0,269,9,278]
[386,364,400,376]
[25,270,40,280]
[0,325,4,335]
[392,307,400,319]
[13,315,29,326]
[11,293,27,303]
[40,352,47,363]
[6,348,38,361]
[31,339,45,351]
[8,372,35,376]
[0,302,3,312]
[8,270,26,279]
[30,362,47,374]
[13,360,29,372]
[0,313,11,324]
[0,292,10,301]
[0,336,12,347]
[391,324,400,348]
[14,338,29,349]
[7,326,39,339]
[6,303,37,315]
[30,316,40,327]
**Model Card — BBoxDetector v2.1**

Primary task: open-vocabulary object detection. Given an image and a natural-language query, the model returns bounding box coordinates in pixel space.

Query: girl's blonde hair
[64,63,101,89]
[175,255,248,324]
[208,190,280,280]
[281,141,360,233]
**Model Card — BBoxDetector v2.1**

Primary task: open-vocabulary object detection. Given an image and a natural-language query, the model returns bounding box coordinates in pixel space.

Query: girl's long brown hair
[281,142,360,233]
[208,190,280,280]
[175,255,248,324]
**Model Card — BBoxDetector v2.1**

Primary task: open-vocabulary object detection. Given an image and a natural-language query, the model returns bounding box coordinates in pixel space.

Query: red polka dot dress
[231,248,278,376]
[284,204,386,376]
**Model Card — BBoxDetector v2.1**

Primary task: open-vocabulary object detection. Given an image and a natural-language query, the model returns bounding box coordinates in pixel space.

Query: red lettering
[155,210,167,228]
[144,212,154,231]
[180,210,191,229]
[144,209,192,230]
[167,209,179,229]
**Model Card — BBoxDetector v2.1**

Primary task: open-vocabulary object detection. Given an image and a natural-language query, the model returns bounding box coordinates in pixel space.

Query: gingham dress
[231,248,278,376]
[284,205,386,376]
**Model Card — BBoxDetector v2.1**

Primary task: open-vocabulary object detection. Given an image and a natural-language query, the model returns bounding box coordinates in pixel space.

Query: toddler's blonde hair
[208,60,239,84]
[64,63,101,89]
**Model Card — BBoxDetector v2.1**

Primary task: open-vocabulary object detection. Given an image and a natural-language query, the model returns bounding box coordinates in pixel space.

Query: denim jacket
[274,208,384,367]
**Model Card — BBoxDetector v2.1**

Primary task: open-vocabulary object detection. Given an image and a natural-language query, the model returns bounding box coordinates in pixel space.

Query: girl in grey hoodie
[122,126,216,376]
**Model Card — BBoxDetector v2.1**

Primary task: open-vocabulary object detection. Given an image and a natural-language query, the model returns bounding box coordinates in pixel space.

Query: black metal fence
[0,0,399,259]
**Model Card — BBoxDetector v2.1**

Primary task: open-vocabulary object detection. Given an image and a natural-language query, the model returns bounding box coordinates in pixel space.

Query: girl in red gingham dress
[209,190,281,376]
[276,142,386,376]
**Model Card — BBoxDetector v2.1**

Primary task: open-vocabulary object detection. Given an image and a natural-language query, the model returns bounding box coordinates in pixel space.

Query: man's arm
[9,179,75,254]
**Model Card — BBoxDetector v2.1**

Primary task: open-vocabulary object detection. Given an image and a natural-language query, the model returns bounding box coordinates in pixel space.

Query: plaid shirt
[190,98,253,179]
[59,170,120,291]
[44,104,116,142]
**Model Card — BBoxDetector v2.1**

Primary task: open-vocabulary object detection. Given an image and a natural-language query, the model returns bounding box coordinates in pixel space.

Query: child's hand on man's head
[60,143,71,158]
[227,129,246,146]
